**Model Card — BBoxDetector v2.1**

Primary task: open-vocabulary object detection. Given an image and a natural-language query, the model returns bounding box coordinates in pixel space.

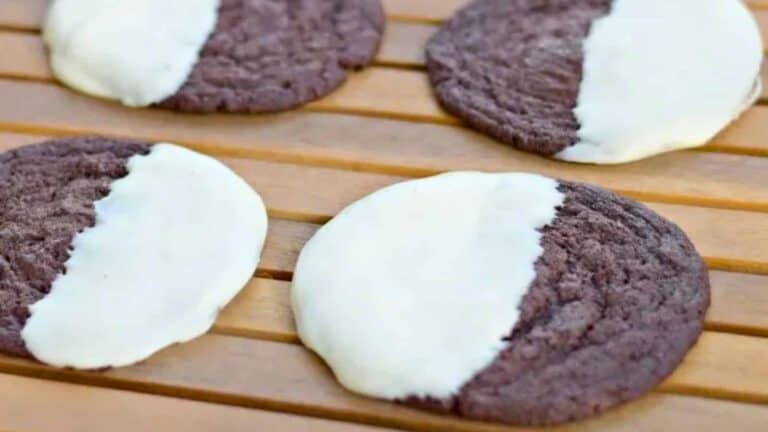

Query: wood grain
[0,332,767,432]
[0,373,394,432]
[1,83,768,213]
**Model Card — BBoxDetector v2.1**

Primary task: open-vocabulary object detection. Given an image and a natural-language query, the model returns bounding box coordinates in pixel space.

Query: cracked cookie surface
[402,181,709,425]
[0,137,149,357]
[159,0,385,113]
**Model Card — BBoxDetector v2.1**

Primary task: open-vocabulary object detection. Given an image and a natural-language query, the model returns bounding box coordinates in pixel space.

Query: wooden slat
[383,0,464,22]
[3,130,768,274]
[711,107,768,155]
[1,332,768,432]
[5,33,768,151]
[664,332,768,403]
[242,155,768,274]
[215,278,297,343]
[0,1,46,31]
[0,373,392,432]
[258,219,317,280]
[1,83,768,212]
[708,272,768,336]
[0,27,433,77]
[1,134,767,334]
[378,21,431,67]
[0,38,451,125]
[7,133,768,337]
[0,33,48,79]
[4,15,768,72]
[308,67,453,124]
[5,26,768,87]
[216,270,768,346]
[380,22,768,68]
[242,159,768,274]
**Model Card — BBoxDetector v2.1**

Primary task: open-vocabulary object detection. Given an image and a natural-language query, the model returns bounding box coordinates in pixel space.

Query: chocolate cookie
[159,0,385,113]
[426,0,762,164]
[0,137,268,369]
[0,137,149,358]
[403,181,709,425]
[44,0,384,113]
[292,172,709,426]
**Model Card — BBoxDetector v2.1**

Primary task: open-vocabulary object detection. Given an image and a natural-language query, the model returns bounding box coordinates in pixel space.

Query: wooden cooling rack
[0,1,767,431]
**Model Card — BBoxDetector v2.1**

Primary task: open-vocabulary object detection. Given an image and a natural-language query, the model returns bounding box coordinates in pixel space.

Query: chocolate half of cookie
[44,0,384,113]
[426,0,762,164]
[0,137,268,369]
[292,172,709,426]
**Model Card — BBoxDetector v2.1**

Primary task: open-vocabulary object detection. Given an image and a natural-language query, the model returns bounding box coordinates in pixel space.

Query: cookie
[292,172,709,425]
[426,0,762,164]
[0,137,268,369]
[44,0,384,113]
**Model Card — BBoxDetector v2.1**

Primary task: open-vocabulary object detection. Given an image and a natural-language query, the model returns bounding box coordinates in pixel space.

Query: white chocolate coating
[22,144,268,369]
[44,0,219,106]
[558,0,763,164]
[292,172,564,399]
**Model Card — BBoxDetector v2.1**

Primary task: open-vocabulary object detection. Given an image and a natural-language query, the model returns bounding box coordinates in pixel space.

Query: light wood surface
[1,331,768,432]
[1,1,768,431]
[11,370,768,432]
[0,374,396,432]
